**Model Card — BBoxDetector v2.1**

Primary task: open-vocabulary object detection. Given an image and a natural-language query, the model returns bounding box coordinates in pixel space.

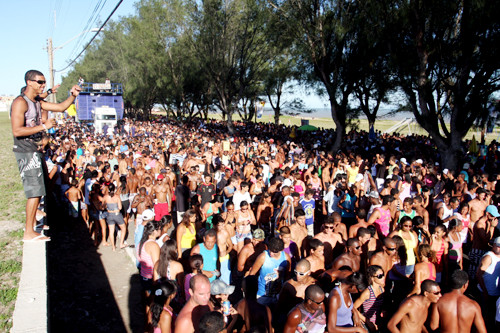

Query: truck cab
[74,82,124,130]
[93,106,117,134]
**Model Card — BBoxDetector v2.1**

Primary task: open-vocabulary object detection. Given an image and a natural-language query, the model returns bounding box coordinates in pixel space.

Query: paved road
[47,211,143,333]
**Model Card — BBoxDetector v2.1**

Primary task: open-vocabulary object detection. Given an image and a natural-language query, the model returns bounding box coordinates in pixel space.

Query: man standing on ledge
[11,69,81,241]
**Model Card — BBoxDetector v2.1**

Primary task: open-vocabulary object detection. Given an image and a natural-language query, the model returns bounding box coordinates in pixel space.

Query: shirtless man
[289,210,308,256]
[182,153,199,174]
[118,153,128,176]
[214,218,233,285]
[349,208,369,239]
[135,161,146,183]
[331,212,348,241]
[324,238,362,281]
[142,176,154,195]
[413,195,430,227]
[277,259,317,322]
[152,174,171,221]
[387,279,442,333]
[65,179,82,219]
[131,187,154,225]
[163,166,177,190]
[452,173,468,199]
[305,238,325,278]
[468,188,489,222]
[187,166,201,197]
[237,229,267,274]
[314,218,344,268]
[370,237,397,281]
[430,270,486,333]
[175,274,213,333]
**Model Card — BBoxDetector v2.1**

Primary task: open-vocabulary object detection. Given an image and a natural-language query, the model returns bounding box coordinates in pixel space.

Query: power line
[56,0,123,73]
[66,0,107,63]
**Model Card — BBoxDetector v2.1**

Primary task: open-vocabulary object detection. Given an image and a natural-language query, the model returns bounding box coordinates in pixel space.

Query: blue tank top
[199,243,218,282]
[257,250,288,297]
[334,285,353,326]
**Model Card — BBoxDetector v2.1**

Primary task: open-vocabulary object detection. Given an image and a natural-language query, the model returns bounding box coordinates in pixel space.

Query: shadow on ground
[46,203,136,332]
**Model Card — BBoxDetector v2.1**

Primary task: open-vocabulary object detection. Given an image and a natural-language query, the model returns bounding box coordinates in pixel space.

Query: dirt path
[47,212,143,332]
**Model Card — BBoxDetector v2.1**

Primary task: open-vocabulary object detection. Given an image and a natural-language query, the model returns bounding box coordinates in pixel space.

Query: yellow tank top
[398,230,417,266]
[180,223,196,249]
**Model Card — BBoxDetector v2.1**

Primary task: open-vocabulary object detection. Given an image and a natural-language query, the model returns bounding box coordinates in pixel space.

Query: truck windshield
[96,114,116,120]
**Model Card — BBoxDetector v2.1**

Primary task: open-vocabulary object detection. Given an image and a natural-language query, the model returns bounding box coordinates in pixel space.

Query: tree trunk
[226,111,235,135]
[274,107,280,125]
[437,143,460,170]
[329,99,345,153]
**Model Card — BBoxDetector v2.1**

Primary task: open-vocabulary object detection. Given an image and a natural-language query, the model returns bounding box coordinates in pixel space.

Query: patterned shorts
[14,151,46,198]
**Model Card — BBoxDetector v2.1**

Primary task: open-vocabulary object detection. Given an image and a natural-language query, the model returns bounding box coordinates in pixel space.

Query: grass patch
[8,229,23,239]
[0,288,17,306]
[0,113,25,331]
[0,260,22,275]
[0,313,13,331]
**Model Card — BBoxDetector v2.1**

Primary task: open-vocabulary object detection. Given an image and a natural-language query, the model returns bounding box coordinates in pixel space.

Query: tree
[349,1,396,129]
[274,0,362,152]
[192,0,271,134]
[387,0,500,169]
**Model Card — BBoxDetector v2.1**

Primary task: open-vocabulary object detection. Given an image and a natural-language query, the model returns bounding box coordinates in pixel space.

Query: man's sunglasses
[308,297,323,305]
[30,80,46,85]
[294,270,310,276]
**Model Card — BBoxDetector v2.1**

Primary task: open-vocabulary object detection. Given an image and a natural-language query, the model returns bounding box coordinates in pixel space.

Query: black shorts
[14,151,46,198]
[121,200,130,215]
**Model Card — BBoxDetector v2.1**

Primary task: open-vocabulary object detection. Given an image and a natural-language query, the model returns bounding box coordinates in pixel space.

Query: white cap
[416,159,423,164]
[400,158,408,165]
[141,209,155,221]
[443,168,449,175]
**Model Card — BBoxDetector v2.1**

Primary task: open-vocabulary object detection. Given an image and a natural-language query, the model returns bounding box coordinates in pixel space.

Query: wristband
[42,123,47,131]
[47,89,53,95]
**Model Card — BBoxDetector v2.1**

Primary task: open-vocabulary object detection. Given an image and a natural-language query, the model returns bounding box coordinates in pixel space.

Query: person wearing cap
[134,209,156,253]
[153,174,172,222]
[476,236,500,330]
[469,205,499,280]
[366,190,381,220]
[210,279,235,313]
[237,228,267,276]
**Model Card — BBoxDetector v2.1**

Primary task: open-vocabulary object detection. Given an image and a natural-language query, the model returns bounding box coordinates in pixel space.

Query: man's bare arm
[40,85,80,112]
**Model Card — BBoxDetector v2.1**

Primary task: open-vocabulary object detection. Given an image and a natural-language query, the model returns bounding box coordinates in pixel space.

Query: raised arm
[40,85,81,112]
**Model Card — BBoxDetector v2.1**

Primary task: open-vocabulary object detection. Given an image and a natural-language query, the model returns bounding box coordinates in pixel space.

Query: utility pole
[47,38,55,103]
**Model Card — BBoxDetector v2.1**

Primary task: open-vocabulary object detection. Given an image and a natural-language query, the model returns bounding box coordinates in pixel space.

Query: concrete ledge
[11,241,47,333]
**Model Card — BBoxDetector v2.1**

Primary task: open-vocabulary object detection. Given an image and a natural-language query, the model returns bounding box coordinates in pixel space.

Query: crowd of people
[12,70,500,333]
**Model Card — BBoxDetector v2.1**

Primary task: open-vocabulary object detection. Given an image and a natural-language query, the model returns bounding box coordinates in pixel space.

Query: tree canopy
[59,0,500,168]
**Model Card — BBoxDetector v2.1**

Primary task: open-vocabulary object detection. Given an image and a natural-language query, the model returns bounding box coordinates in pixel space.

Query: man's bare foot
[102,242,110,246]
[112,246,116,252]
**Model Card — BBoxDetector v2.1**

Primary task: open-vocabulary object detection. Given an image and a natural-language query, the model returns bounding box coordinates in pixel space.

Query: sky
[0,0,329,108]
